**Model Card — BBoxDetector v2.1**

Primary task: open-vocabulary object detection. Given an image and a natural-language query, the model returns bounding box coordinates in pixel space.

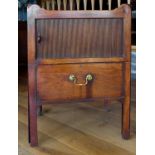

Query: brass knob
[86,74,93,81]
[68,74,76,81]
[68,74,93,86]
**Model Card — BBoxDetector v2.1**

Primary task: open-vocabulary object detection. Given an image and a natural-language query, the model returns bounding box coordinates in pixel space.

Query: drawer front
[37,63,123,102]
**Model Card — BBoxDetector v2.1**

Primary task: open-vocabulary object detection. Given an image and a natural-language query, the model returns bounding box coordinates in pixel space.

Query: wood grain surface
[37,63,123,102]
[36,18,123,59]
[19,71,136,155]
[27,4,131,146]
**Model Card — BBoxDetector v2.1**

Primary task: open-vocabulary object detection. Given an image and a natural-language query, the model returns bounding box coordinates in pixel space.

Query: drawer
[37,63,123,102]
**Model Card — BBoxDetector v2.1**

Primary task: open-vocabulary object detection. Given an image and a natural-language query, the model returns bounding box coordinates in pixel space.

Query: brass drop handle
[69,74,93,86]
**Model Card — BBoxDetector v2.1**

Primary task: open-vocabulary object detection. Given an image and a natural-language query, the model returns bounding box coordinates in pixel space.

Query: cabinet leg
[122,62,131,139]
[28,99,30,143]
[122,97,130,139]
[29,101,38,146]
[28,65,38,146]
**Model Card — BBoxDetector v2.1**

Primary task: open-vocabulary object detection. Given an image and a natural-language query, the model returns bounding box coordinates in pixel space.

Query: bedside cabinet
[28,4,131,146]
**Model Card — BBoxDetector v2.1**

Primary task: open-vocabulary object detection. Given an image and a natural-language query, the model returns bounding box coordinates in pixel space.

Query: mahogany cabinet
[27,4,131,146]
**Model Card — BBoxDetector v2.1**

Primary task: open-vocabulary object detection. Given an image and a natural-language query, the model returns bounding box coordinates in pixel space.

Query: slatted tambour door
[36,18,124,59]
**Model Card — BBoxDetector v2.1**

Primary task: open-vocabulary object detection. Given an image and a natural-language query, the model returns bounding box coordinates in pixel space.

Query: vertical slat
[54,20,59,57]
[108,0,111,10]
[80,19,86,57]
[70,0,73,10]
[71,19,78,57]
[57,20,63,57]
[64,19,70,57]
[111,19,117,56]
[52,20,56,57]
[41,1,46,9]
[52,0,55,10]
[66,19,73,57]
[76,0,80,10]
[98,19,104,56]
[84,0,87,10]
[75,19,80,56]
[91,19,98,57]
[47,20,52,57]
[85,19,90,57]
[118,0,121,7]
[57,0,61,10]
[40,20,44,58]
[127,0,131,4]
[42,20,46,58]
[61,19,67,57]
[44,20,49,58]
[46,1,50,10]
[99,0,103,10]
[114,19,121,56]
[63,0,67,10]
[102,19,109,57]
[91,0,95,10]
